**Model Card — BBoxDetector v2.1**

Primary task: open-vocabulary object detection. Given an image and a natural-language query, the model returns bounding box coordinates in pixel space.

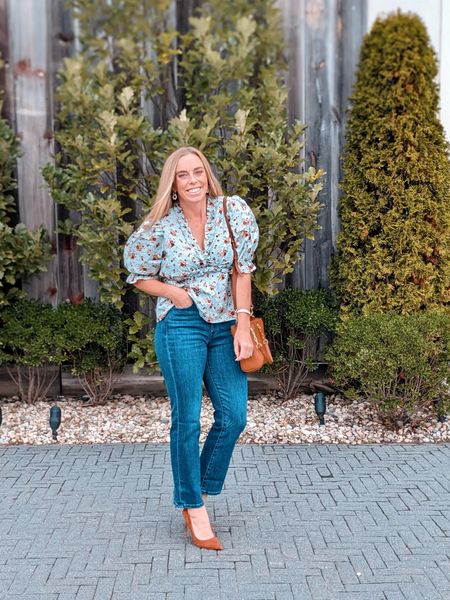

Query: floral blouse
[123,195,259,323]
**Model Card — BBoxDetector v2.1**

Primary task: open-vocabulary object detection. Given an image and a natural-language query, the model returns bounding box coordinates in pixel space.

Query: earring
[172,191,178,201]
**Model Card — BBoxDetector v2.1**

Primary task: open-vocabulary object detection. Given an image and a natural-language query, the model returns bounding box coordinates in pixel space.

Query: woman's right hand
[170,286,193,308]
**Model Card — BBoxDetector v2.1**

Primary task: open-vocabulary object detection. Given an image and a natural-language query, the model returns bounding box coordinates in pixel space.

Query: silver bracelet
[235,308,252,316]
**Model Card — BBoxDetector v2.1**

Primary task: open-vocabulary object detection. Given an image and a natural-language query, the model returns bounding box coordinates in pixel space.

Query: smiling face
[173,153,208,207]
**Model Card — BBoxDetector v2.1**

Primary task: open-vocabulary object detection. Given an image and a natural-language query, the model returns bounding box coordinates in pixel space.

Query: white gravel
[0,393,448,446]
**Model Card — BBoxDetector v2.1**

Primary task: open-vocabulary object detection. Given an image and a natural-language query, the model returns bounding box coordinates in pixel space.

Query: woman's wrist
[235,311,251,329]
[166,284,187,303]
[235,308,252,316]
[164,284,178,302]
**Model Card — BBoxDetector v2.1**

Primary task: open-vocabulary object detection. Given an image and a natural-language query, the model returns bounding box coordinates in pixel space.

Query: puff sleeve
[227,195,259,273]
[123,221,164,284]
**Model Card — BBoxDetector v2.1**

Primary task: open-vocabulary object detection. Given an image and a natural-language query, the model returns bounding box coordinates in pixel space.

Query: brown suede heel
[182,508,223,551]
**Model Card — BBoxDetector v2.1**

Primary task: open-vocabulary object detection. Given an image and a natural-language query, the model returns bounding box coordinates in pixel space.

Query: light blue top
[123,195,259,323]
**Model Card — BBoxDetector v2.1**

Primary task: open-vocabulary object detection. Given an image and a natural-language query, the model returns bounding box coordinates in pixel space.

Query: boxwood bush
[0,298,127,404]
[54,299,127,405]
[0,299,63,403]
[326,311,450,427]
[254,288,338,398]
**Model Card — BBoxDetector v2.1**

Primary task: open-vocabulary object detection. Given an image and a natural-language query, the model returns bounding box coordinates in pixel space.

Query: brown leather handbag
[223,197,273,373]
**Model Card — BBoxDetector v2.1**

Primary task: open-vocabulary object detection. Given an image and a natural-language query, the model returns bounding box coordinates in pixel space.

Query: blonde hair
[143,147,223,227]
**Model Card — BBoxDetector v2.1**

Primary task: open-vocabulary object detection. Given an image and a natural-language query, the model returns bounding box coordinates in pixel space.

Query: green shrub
[0,59,51,306]
[331,12,450,316]
[326,311,450,426]
[175,0,324,293]
[42,0,176,370]
[254,288,338,398]
[0,300,64,402]
[55,299,127,405]
[0,298,126,404]
[43,0,323,372]
[0,223,51,307]
[124,309,157,373]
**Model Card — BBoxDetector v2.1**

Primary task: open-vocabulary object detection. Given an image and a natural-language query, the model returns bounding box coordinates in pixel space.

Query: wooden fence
[0,0,367,304]
[281,0,366,290]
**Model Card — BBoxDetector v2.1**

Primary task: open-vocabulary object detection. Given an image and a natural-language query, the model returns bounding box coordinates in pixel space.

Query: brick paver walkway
[0,443,449,600]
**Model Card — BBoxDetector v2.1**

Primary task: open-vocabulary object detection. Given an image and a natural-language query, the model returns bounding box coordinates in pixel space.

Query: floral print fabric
[123,195,259,323]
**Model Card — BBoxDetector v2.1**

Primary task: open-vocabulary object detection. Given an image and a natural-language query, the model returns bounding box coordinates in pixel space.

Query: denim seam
[200,489,221,496]
[200,357,228,493]
[173,501,204,508]
[163,318,183,508]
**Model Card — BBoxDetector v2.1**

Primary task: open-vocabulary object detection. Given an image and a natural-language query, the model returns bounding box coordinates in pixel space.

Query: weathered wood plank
[49,0,86,304]
[281,0,334,289]
[7,0,58,303]
[49,0,88,302]
[280,0,367,290]
[0,0,14,125]
[303,0,336,290]
[175,0,200,111]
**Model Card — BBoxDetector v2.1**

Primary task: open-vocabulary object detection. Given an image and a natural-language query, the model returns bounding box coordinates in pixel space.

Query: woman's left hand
[233,327,254,361]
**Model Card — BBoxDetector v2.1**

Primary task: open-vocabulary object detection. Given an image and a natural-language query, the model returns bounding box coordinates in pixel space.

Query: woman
[123,146,259,551]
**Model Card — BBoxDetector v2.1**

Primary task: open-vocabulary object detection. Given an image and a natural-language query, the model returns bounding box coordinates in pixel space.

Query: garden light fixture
[314,392,327,426]
[49,404,61,441]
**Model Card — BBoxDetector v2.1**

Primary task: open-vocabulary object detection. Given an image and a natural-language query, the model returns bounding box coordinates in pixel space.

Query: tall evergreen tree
[331,12,450,316]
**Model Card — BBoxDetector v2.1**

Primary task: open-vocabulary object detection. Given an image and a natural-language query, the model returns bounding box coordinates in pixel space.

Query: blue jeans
[154,303,248,508]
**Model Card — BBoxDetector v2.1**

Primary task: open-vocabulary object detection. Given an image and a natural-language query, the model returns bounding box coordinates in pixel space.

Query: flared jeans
[155,303,248,508]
